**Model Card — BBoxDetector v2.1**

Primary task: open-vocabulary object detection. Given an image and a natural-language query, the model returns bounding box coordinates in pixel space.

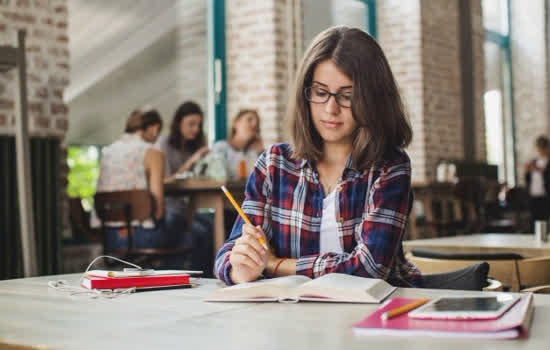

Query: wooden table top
[403,233,550,257]
[1,274,550,349]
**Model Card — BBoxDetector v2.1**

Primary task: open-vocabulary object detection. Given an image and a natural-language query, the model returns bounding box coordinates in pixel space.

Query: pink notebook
[352,294,534,339]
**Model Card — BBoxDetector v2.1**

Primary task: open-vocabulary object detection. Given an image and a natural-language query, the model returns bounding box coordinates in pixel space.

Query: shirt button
[338,217,345,223]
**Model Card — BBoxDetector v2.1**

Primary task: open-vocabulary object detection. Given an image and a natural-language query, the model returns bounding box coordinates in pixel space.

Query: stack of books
[81,270,195,291]
[352,294,534,339]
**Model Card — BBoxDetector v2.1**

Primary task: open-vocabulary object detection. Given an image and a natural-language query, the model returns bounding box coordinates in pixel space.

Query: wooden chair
[94,190,191,268]
[68,197,101,242]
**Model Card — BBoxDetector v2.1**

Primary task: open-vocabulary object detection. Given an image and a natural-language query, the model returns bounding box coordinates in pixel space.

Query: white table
[404,233,550,258]
[1,274,549,350]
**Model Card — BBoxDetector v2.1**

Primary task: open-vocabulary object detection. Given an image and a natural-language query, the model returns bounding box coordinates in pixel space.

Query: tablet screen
[409,294,520,320]
[431,297,503,311]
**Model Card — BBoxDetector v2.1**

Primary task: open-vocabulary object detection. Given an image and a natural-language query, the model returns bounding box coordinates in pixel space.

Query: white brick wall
[0,0,70,138]
[378,0,426,183]
[226,0,292,147]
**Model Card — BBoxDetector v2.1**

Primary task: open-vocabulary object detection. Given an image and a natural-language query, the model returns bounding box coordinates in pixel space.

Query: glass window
[67,145,100,211]
[483,0,514,186]
[302,0,373,51]
[482,0,509,35]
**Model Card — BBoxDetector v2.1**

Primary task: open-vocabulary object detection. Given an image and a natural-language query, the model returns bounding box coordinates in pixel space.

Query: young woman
[156,101,210,182]
[212,109,264,179]
[97,109,168,249]
[214,26,422,287]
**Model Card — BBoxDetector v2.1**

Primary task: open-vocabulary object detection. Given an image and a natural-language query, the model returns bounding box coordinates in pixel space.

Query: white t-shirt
[529,158,548,197]
[319,190,343,254]
[211,140,261,179]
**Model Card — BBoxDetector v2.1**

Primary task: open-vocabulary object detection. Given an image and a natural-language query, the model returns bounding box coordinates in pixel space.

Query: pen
[221,185,268,249]
[381,298,430,321]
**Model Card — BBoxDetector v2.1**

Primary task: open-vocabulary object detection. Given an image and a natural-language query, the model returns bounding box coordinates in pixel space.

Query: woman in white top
[211,109,264,179]
[97,109,172,250]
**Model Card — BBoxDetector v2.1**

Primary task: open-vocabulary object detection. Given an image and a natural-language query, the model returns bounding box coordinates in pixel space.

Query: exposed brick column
[0,0,70,236]
[378,0,426,183]
[379,0,484,183]
[0,0,70,137]
[226,0,299,146]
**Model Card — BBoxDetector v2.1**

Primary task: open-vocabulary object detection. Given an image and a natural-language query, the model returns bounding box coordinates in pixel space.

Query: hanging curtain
[0,135,62,279]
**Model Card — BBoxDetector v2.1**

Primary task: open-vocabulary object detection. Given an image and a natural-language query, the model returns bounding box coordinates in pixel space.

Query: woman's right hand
[229,224,269,284]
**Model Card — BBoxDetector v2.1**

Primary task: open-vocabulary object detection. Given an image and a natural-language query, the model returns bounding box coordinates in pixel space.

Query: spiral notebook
[352,294,534,339]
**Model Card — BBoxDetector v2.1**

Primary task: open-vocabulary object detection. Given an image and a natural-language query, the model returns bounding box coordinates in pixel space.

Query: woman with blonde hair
[214,26,421,287]
[212,109,264,179]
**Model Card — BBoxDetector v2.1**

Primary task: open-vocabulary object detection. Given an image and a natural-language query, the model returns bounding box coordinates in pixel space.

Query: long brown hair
[287,26,412,170]
[168,101,206,153]
[230,109,261,150]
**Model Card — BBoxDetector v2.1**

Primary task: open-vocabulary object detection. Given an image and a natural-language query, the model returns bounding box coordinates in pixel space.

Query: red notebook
[352,294,534,339]
[81,274,190,290]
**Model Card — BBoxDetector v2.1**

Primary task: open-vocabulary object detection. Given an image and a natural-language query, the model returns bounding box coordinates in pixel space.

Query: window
[482,0,515,186]
[67,145,100,211]
[302,0,376,51]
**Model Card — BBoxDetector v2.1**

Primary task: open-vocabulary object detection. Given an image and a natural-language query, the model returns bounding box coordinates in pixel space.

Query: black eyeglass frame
[303,86,352,108]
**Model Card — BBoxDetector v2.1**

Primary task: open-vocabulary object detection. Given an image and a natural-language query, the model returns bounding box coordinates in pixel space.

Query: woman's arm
[214,150,272,285]
[294,154,422,286]
[144,148,165,220]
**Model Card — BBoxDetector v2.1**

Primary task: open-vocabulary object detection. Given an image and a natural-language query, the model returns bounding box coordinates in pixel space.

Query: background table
[165,179,246,255]
[403,233,550,258]
[1,274,549,350]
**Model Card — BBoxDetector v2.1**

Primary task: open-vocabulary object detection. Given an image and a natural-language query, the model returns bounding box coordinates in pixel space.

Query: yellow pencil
[381,298,430,321]
[221,185,268,249]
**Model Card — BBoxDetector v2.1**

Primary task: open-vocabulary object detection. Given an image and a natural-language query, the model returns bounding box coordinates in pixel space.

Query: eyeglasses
[304,86,352,108]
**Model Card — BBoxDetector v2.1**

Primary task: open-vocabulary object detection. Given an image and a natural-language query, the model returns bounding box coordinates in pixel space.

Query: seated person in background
[96,109,176,250]
[155,101,210,251]
[156,101,210,182]
[211,109,264,179]
[525,135,550,226]
[214,26,422,287]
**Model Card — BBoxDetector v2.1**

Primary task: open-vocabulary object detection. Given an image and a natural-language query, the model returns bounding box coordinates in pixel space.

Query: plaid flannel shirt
[214,143,422,287]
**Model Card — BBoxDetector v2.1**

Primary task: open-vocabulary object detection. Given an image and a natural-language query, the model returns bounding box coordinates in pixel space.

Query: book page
[295,273,395,303]
[206,275,311,301]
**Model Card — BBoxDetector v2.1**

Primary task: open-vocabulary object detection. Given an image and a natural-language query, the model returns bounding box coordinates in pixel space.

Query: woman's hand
[190,146,210,164]
[175,146,210,174]
[229,224,273,284]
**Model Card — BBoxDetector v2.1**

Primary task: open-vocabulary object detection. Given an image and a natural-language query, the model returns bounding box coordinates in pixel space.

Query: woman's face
[179,114,202,141]
[234,112,259,141]
[309,59,357,146]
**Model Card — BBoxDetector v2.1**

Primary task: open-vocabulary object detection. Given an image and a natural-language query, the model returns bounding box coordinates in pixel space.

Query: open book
[206,273,396,303]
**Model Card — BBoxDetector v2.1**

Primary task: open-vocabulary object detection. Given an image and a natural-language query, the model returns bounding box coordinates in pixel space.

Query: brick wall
[420,0,464,180]
[510,0,549,185]
[378,0,485,183]
[0,0,69,138]
[0,0,70,238]
[377,0,426,183]
[226,0,292,146]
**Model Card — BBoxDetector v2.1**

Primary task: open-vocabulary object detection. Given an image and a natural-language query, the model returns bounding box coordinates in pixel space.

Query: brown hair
[168,101,206,153]
[287,26,412,170]
[231,109,261,150]
[125,109,162,133]
[536,135,550,150]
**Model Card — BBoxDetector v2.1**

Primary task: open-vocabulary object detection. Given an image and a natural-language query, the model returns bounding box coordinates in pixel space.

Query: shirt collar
[298,154,360,175]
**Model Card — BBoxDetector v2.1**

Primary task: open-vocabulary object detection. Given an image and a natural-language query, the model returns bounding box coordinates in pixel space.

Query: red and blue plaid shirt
[214,143,422,287]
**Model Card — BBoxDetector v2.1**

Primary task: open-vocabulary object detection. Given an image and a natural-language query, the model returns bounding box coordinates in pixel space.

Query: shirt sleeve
[213,149,273,285]
[295,155,422,287]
